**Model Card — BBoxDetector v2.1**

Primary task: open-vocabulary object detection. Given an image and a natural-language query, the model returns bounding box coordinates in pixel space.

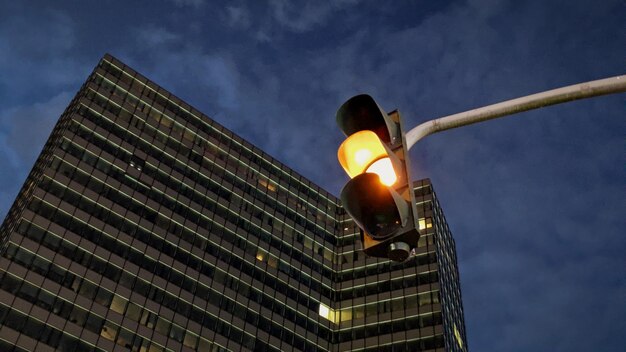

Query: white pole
[405,74,626,150]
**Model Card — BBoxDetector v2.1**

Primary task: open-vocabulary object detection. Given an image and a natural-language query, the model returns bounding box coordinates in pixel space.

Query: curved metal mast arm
[405,74,626,150]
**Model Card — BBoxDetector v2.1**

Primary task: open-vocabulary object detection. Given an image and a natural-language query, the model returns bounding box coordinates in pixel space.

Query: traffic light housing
[336,94,419,262]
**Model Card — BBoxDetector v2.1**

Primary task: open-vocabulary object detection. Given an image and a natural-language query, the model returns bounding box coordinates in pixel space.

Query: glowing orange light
[366,157,396,186]
[354,149,373,165]
[337,130,397,186]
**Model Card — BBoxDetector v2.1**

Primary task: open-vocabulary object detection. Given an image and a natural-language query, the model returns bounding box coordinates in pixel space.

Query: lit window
[267,256,278,269]
[101,321,118,341]
[129,156,144,172]
[319,303,338,323]
[454,323,464,349]
[319,303,330,318]
[258,178,277,192]
[110,294,128,314]
[418,217,433,230]
[339,309,352,322]
[256,250,265,262]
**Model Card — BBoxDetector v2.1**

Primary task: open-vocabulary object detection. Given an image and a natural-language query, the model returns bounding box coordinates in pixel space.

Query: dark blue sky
[1,1,624,351]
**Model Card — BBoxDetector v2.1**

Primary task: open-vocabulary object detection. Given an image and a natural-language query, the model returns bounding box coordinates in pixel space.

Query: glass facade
[0,54,467,351]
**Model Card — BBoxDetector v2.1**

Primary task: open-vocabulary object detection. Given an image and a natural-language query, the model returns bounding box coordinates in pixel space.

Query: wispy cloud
[0,8,75,58]
[0,92,71,166]
[225,5,252,30]
[166,0,205,9]
[135,25,180,47]
[127,41,242,114]
[0,91,72,219]
[0,7,84,102]
[268,0,360,32]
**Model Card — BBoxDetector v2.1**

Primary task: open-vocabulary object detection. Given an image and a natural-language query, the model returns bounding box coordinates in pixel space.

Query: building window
[319,303,339,324]
[129,155,144,171]
[418,217,433,230]
[454,323,464,349]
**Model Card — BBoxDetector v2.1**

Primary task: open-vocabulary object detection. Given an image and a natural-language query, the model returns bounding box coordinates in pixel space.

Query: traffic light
[336,94,420,262]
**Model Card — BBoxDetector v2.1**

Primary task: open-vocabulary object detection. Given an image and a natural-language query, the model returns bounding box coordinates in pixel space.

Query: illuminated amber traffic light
[337,130,398,186]
[366,158,396,186]
[336,94,420,262]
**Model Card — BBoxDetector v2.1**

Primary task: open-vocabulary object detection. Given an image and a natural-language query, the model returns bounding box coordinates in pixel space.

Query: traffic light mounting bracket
[358,110,421,261]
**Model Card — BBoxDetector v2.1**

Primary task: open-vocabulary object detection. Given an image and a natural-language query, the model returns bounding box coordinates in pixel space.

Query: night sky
[1,1,624,351]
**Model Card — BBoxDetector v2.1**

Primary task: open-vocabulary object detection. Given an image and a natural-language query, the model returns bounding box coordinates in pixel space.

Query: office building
[0,54,467,351]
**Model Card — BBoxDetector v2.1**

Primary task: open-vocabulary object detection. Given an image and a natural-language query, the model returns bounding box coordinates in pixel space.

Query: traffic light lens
[354,149,373,165]
[366,157,396,186]
[338,130,389,178]
[341,173,404,239]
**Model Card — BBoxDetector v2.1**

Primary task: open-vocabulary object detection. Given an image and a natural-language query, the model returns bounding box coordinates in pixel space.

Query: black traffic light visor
[336,94,398,143]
